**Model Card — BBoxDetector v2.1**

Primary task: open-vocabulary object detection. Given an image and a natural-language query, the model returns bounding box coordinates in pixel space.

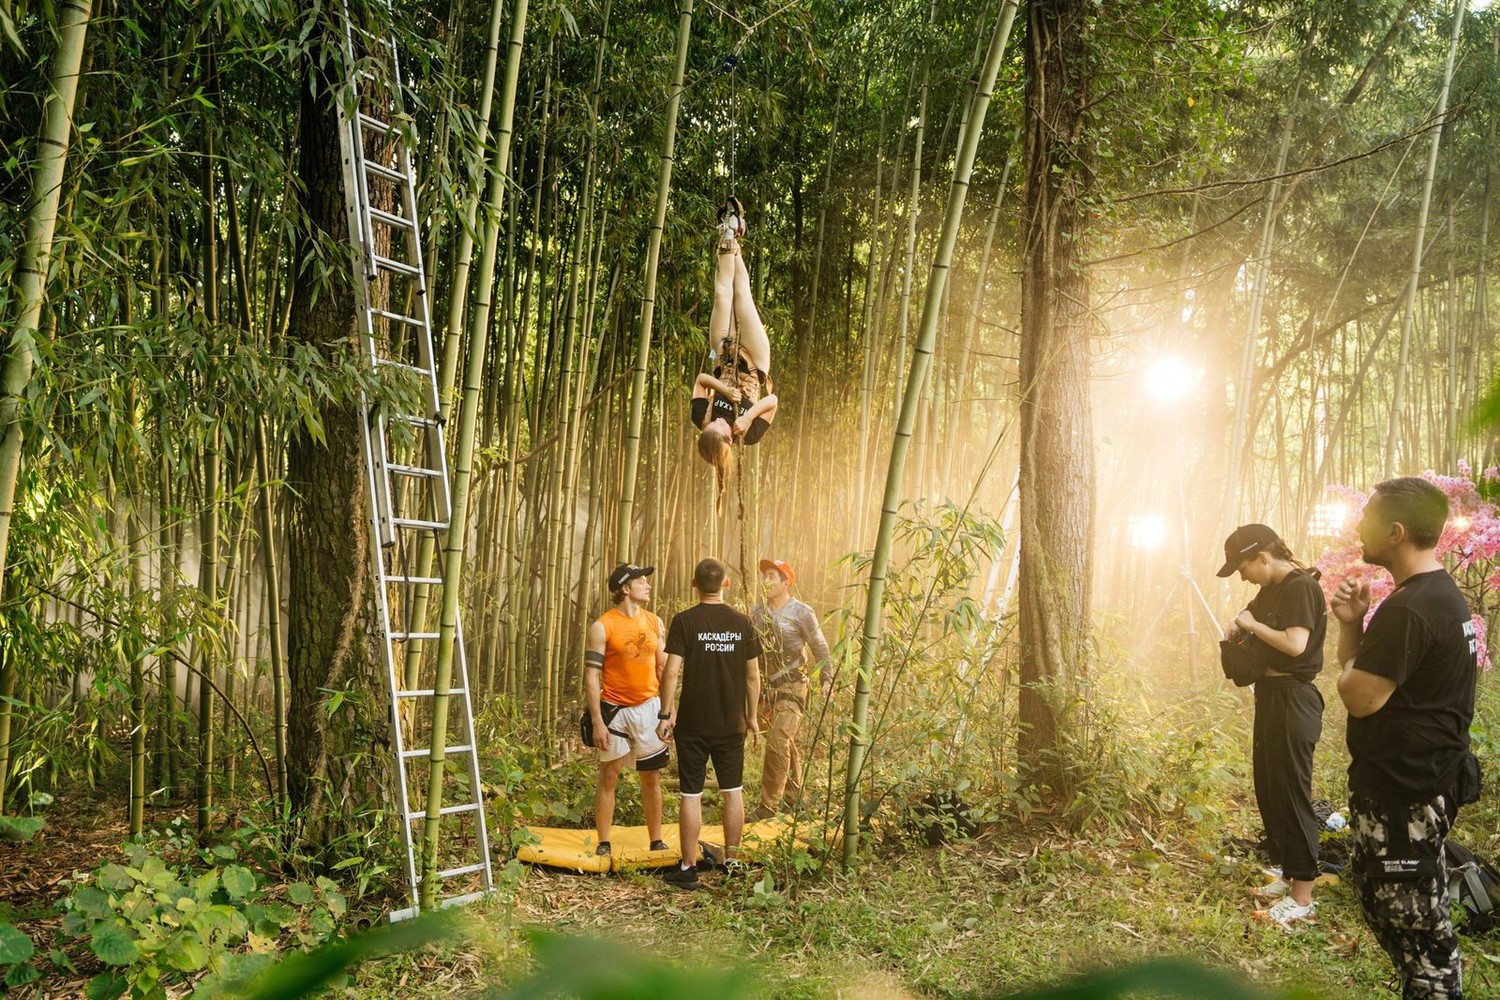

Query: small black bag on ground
[1445,838,1500,935]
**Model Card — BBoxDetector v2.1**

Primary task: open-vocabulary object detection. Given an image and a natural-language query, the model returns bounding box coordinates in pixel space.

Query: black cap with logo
[608,563,654,590]
[1216,524,1281,578]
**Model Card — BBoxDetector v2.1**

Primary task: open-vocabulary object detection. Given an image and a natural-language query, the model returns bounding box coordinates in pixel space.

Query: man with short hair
[657,558,762,890]
[584,563,670,859]
[749,558,831,820]
[1331,477,1478,997]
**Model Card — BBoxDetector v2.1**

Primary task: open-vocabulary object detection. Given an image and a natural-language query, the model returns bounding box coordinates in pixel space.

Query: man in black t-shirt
[656,558,762,890]
[1331,476,1478,998]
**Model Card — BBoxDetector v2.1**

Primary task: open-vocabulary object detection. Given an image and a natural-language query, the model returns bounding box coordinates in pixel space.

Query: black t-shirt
[1346,569,1478,803]
[1245,568,1326,684]
[689,395,770,446]
[666,602,763,737]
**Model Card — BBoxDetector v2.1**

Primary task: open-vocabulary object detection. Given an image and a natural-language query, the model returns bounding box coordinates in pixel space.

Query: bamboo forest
[5,0,1500,996]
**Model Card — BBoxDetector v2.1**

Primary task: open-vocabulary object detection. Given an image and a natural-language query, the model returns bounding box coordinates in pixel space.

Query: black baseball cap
[608,563,654,590]
[1216,524,1280,577]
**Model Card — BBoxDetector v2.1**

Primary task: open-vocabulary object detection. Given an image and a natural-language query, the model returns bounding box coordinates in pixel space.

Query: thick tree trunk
[284,10,387,855]
[1016,0,1094,781]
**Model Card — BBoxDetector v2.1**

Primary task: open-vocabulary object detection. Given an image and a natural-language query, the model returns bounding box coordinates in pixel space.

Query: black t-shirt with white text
[666,602,763,737]
[1245,567,1326,684]
[1346,569,1477,803]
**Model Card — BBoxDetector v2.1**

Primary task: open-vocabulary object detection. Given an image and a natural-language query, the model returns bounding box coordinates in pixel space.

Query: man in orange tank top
[584,563,670,857]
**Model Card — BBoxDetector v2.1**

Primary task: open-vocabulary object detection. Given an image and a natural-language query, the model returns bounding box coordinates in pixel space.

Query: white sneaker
[1254,877,1290,900]
[1254,896,1316,930]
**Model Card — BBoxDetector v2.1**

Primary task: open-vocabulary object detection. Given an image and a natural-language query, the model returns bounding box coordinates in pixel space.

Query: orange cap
[757,559,794,586]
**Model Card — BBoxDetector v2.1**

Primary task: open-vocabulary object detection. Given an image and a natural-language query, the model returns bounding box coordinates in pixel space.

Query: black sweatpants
[1252,681,1323,882]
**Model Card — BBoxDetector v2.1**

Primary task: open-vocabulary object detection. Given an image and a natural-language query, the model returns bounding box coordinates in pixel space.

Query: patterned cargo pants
[1349,791,1463,999]
[758,679,808,811]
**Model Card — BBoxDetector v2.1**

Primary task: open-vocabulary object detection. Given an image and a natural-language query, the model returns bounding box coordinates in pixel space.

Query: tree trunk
[284,9,387,855]
[1016,0,1094,782]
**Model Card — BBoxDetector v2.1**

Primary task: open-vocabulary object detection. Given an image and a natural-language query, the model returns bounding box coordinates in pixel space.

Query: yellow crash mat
[517,819,810,873]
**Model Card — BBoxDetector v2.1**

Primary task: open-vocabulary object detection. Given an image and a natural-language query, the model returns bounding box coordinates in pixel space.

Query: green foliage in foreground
[0,831,349,996]
[215,914,1318,1000]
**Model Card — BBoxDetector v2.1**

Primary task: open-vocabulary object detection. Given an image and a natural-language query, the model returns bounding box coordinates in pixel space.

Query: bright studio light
[1308,502,1349,538]
[1142,356,1200,403]
[1129,515,1168,550]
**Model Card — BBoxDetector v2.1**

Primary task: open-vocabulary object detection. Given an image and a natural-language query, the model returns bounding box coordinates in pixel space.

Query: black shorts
[675,732,745,796]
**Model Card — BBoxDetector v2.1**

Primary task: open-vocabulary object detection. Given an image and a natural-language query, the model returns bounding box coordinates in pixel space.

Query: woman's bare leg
[710,243,736,359]
[729,251,771,376]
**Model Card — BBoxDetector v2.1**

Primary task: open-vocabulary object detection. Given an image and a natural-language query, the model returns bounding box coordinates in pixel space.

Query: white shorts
[598,696,669,770]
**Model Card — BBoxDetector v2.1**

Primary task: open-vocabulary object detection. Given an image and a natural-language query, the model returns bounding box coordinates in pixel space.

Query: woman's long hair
[697,422,734,512]
[1267,538,1309,572]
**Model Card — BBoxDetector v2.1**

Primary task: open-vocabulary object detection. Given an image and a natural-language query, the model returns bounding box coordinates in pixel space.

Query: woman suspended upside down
[692,198,779,493]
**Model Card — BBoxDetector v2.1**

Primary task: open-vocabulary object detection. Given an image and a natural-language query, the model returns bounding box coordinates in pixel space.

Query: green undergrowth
[321,815,1500,999]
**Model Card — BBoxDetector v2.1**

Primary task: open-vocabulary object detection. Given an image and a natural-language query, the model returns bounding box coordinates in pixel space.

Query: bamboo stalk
[420,0,530,910]
[843,0,1016,868]
[616,0,694,562]
[0,0,92,602]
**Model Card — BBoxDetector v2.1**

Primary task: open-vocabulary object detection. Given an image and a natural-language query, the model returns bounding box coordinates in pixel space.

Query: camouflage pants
[1349,792,1463,999]
[758,680,807,811]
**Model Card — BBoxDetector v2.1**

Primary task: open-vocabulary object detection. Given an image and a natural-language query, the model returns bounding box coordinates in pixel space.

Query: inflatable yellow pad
[517,819,811,873]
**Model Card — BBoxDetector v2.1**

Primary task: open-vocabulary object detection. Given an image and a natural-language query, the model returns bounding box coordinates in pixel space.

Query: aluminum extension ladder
[334,5,493,921]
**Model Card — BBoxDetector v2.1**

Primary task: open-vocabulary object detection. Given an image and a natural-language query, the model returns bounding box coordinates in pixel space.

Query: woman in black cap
[1217,523,1327,929]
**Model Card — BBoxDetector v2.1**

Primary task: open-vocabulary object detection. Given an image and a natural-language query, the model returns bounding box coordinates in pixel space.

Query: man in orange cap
[748,558,832,820]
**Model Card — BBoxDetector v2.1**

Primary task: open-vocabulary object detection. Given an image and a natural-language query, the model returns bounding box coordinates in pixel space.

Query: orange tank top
[599,607,663,707]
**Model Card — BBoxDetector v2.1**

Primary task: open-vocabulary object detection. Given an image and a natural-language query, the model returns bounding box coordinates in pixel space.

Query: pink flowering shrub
[1314,463,1496,670]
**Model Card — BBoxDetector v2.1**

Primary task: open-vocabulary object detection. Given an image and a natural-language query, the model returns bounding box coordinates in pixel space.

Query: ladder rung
[406,803,479,822]
[437,862,487,879]
[372,253,420,278]
[374,358,433,379]
[391,516,447,531]
[358,111,398,135]
[390,632,441,642]
[401,744,474,760]
[369,206,416,231]
[386,574,443,585]
[387,414,442,430]
[370,307,425,327]
[363,159,406,183]
[389,890,490,923]
[395,687,468,698]
[387,463,443,479]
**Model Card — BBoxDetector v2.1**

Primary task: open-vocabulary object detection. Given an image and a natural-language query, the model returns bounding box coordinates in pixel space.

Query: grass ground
[340,815,1500,999]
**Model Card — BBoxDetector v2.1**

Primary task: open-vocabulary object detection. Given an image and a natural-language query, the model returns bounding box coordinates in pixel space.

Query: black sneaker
[649,840,669,852]
[594,841,611,857]
[661,864,701,890]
